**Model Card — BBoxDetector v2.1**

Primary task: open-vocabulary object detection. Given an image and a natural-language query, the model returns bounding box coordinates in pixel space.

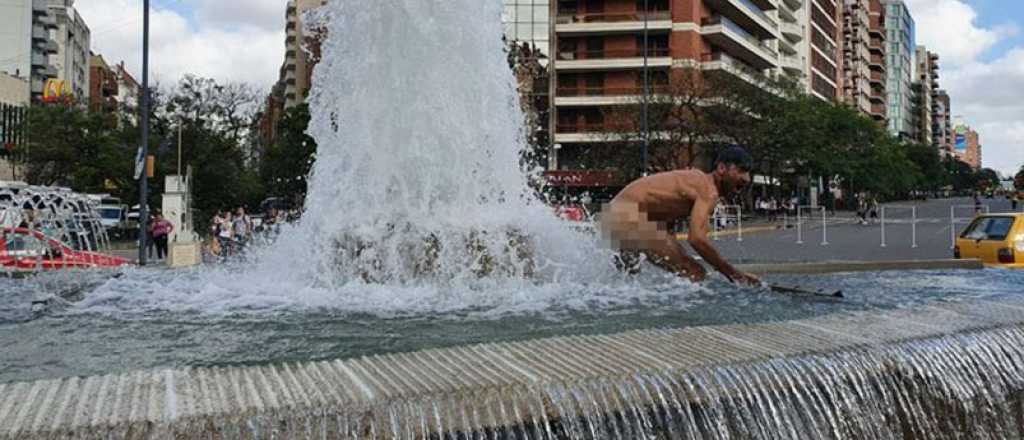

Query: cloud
[906,0,1023,175]
[77,0,284,91]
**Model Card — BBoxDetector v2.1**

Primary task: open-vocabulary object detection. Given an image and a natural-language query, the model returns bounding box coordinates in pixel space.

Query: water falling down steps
[4,295,1024,439]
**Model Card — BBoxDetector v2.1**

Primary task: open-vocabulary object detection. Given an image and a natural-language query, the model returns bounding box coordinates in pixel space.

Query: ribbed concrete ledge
[739,258,984,274]
[2,293,1023,439]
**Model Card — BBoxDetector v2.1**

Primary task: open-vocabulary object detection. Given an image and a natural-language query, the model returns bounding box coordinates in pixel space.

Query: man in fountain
[599,146,761,286]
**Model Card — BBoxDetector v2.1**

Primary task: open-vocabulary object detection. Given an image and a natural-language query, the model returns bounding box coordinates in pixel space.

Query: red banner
[543,170,617,187]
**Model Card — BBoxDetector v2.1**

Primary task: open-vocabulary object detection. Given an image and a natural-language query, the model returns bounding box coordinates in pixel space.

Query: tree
[1015,166,1024,190]
[260,104,316,205]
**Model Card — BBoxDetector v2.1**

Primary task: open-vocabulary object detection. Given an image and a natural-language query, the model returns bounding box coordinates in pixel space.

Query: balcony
[779,53,804,74]
[869,55,885,71]
[701,16,779,70]
[555,11,672,35]
[704,0,779,39]
[778,37,797,56]
[555,48,672,71]
[780,20,803,42]
[286,49,297,59]
[43,41,58,54]
[31,0,47,14]
[555,85,668,106]
[781,0,802,13]
[31,26,49,41]
[748,0,779,11]
[30,52,48,68]
[700,52,767,87]
[869,70,884,85]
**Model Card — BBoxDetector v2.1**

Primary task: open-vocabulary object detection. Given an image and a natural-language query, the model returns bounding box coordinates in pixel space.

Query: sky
[77,0,1023,176]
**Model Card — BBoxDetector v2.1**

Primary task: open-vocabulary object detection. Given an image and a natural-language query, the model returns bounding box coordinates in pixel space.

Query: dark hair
[716,145,753,172]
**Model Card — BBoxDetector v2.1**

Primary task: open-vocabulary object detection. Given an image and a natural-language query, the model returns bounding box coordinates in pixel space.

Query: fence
[880,205,917,248]
[712,204,743,241]
[794,205,828,246]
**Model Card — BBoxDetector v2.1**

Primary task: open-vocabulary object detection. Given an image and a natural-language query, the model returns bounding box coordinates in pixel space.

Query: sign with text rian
[543,170,617,187]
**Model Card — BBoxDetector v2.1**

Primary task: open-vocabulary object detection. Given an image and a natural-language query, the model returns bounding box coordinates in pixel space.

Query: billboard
[954,125,968,151]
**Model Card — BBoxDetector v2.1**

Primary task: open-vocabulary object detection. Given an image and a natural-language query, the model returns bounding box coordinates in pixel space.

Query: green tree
[260,104,316,205]
[1015,165,1024,190]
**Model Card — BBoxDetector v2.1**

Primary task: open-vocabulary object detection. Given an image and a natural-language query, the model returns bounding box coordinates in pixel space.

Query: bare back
[612,170,718,222]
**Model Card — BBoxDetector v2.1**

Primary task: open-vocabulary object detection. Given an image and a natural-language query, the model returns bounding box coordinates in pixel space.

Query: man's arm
[687,194,760,285]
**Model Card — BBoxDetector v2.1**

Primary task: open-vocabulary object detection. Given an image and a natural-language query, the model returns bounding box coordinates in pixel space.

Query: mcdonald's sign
[41,79,73,104]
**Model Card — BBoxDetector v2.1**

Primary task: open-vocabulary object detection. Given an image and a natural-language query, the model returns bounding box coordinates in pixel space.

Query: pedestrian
[233,207,251,248]
[151,212,174,260]
[218,211,234,257]
[869,196,880,224]
[974,192,983,213]
[1012,193,1019,211]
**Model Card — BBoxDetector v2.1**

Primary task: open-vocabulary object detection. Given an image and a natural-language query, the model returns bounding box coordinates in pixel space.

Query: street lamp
[138,0,151,265]
[641,0,649,176]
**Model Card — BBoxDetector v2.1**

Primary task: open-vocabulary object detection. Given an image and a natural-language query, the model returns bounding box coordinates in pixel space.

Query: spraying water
[263,0,615,288]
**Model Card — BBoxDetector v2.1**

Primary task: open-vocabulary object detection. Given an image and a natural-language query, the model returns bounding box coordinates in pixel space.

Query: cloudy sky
[78,0,1022,176]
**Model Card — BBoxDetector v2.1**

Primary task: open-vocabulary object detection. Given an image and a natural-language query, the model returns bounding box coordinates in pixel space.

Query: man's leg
[641,236,707,282]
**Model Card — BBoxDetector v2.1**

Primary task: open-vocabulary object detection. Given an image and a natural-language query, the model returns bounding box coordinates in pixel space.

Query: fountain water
[277,0,605,286]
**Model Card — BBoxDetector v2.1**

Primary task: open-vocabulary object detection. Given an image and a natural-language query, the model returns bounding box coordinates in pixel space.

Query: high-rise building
[914,47,939,147]
[840,0,872,116]
[503,0,551,62]
[0,73,29,181]
[550,0,781,173]
[45,0,90,103]
[283,0,328,109]
[0,0,61,102]
[883,0,913,139]
[793,0,842,101]
[933,89,952,156]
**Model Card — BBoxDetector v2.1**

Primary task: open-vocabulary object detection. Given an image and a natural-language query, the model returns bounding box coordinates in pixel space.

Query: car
[954,213,1024,269]
[1,227,132,273]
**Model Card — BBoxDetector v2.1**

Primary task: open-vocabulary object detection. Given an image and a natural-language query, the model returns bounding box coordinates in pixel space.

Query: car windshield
[99,208,122,220]
[962,217,1017,241]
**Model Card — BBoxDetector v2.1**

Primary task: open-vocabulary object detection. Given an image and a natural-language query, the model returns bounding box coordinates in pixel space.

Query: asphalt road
[704,196,1021,264]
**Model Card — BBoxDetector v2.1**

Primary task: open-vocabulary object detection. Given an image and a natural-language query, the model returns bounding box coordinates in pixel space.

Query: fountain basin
[3,292,1024,439]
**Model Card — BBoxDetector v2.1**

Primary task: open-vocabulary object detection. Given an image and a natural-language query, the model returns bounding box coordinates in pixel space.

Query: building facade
[504,0,551,61]
[0,0,61,102]
[883,0,913,139]
[0,73,29,181]
[914,46,939,147]
[550,0,782,173]
[89,53,117,112]
[46,0,90,103]
[840,0,872,116]
[283,0,328,109]
[933,89,952,156]
[952,117,981,170]
[800,0,842,101]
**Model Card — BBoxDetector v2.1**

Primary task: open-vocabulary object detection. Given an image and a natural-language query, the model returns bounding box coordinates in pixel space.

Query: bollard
[880,208,887,248]
[911,207,917,248]
[796,207,803,245]
[821,207,829,246]
[736,206,743,242]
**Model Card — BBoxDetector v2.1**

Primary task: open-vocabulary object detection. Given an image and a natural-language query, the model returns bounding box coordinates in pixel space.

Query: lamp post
[138,0,150,265]
[641,0,649,176]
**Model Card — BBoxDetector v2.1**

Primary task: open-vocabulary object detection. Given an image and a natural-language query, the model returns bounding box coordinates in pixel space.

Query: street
[706,196,1019,263]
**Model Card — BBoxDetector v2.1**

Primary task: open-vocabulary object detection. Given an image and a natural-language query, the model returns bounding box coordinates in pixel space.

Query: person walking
[218,211,234,258]
[232,207,251,249]
[151,212,174,261]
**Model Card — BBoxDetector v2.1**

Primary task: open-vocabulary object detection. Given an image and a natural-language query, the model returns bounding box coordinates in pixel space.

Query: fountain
[1,0,1024,438]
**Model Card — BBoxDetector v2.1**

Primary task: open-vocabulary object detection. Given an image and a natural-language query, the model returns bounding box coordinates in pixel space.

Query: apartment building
[840,0,871,116]
[46,0,91,103]
[0,0,61,102]
[504,0,552,61]
[283,0,328,109]
[883,0,913,139]
[933,89,952,156]
[89,53,117,112]
[797,0,841,101]
[0,73,29,181]
[865,0,885,122]
[952,117,981,170]
[914,47,940,148]
[550,0,781,173]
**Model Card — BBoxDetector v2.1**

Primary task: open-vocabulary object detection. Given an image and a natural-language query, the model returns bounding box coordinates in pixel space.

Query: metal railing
[880,206,917,248]
[557,85,669,97]
[556,10,672,24]
[701,16,777,58]
[556,47,670,61]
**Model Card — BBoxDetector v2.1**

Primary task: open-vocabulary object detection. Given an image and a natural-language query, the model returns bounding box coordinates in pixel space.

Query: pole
[640,0,649,176]
[177,117,182,178]
[880,207,886,248]
[950,206,956,249]
[796,206,803,245]
[821,207,829,246]
[138,0,150,266]
[911,207,918,248]
[736,206,743,242]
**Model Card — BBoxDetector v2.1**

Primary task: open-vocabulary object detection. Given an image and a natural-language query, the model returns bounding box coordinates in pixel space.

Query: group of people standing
[753,196,800,221]
[210,208,252,258]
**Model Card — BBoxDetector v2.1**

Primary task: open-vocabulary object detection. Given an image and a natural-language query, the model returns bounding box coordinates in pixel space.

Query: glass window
[962,217,1017,241]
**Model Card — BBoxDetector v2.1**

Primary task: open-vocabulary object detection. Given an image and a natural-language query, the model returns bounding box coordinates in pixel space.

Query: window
[962,217,1018,241]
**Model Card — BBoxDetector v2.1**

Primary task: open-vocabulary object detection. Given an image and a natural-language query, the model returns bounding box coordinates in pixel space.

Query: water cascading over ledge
[3,295,1024,439]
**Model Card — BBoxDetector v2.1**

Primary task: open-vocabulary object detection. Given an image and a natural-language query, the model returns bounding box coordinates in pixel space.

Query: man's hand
[729,271,762,287]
